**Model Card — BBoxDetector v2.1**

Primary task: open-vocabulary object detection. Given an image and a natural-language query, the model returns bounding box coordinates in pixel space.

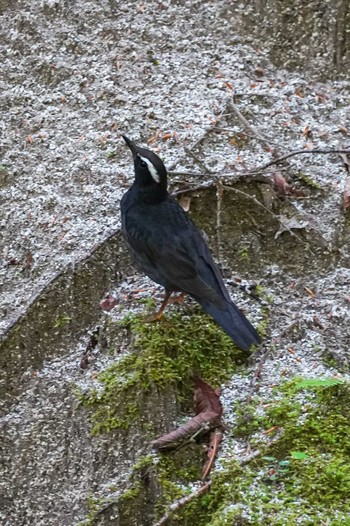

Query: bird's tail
[195,298,261,351]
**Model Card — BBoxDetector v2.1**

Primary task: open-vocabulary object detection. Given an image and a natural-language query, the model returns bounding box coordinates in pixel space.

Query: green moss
[118,482,142,503]
[156,378,350,525]
[239,247,250,261]
[295,171,322,189]
[53,313,71,328]
[79,307,248,434]
[76,495,113,526]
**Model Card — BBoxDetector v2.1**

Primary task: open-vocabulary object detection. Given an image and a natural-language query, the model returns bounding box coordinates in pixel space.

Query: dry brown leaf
[338,125,349,135]
[275,215,309,239]
[255,66,264,77]
[343,176,350,211]
[202,429,223,479]
[272,172,291,195]
[229,136,239,147]
[151,378,223,450]
[100,295,118,311]
[304,286,316,298]
[315,92,328,103]
[303,125,312,139]
[262,426,279,435]
[178,195,191,212]
[339,152,350,173]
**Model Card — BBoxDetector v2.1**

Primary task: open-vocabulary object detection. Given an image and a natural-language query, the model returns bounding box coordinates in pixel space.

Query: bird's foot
[142,311,174,327]
[167,292,190,310]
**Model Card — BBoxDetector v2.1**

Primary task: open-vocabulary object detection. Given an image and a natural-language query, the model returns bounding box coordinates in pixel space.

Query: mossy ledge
[76,304,263,525]
[168,377,350,526]
[79,306,250,435]
[78,307,350,525]
[79,376,350,525]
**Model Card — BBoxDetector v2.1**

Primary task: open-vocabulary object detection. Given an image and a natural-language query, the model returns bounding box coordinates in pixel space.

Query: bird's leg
[143,291,190,323]
[143,291,173,322]
[167,292,190,310]
[155,290,173,319]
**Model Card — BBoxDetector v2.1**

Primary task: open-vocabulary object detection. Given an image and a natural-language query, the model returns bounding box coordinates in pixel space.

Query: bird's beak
[122,135,138,157]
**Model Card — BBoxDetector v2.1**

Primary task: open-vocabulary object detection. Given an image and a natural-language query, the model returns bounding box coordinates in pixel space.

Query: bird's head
[122,135,168,193]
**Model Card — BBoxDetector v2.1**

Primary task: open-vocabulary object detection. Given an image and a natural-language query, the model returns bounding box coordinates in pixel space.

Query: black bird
[120,135,260,351]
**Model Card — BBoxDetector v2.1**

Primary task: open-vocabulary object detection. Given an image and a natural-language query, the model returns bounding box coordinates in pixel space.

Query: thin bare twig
[228,99,269,146]
[246,346,273,404]
[153,449,262,526]
[221,185,310,248]
[253,149,350,173]
[184,147,213,174]
[216,181,224,260]
[171,183,214,197]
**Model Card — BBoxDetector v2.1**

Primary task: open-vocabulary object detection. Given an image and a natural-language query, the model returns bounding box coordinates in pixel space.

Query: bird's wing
[125,217,227,309]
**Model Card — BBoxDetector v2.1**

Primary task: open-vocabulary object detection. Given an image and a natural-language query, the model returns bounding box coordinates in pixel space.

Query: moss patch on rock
[79,307,250,435]
[162,377,350,525]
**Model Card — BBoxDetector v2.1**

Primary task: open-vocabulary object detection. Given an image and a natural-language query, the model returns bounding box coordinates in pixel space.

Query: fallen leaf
[27,135,34,144]
[202,429,223,479]
[275,215,309,239]
[161,132,172,141]
[339,152,350,173]
[338,125,349,135]
[343,176,350,210]
[229,136,239,147]
[178,195,191,212]
[100,295,118,311]
[262,426,279,435]
[272,172,291,195]
[151,378,223,450]
[304,286,316,298]
[303,125,312,139]
[295,87,304,98]
[224,81,233,90]
[255,66,264,77]
[315,92,328,103]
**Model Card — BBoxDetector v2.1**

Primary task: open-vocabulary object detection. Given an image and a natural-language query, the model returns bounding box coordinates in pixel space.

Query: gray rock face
[1,0,350,524]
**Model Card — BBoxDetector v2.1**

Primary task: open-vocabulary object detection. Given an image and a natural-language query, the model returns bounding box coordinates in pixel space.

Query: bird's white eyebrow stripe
[138,154,160,183]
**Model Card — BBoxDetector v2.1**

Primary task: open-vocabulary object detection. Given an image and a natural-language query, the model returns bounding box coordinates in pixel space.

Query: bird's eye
[140,160,147,167]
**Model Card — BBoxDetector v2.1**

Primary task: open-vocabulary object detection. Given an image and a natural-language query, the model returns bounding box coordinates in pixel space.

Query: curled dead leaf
[272,172,291,196]
[151,378,223,450]
[338,125,349,135]
[275,215,309,239]
[100,295,118,311]
[343,176,350,211]
[339,152,350,173]
[178,195,191,212]
[303,125,312,139]
[202,429,223,479]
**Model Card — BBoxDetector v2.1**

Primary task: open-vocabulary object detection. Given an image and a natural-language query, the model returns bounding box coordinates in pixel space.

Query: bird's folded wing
[127,228,227,309]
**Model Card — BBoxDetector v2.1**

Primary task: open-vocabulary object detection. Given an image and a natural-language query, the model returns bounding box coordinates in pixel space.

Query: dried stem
[227,99,269,146]
[253,149,350,173]
[153,449,263,526]
[221,185,310,248]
